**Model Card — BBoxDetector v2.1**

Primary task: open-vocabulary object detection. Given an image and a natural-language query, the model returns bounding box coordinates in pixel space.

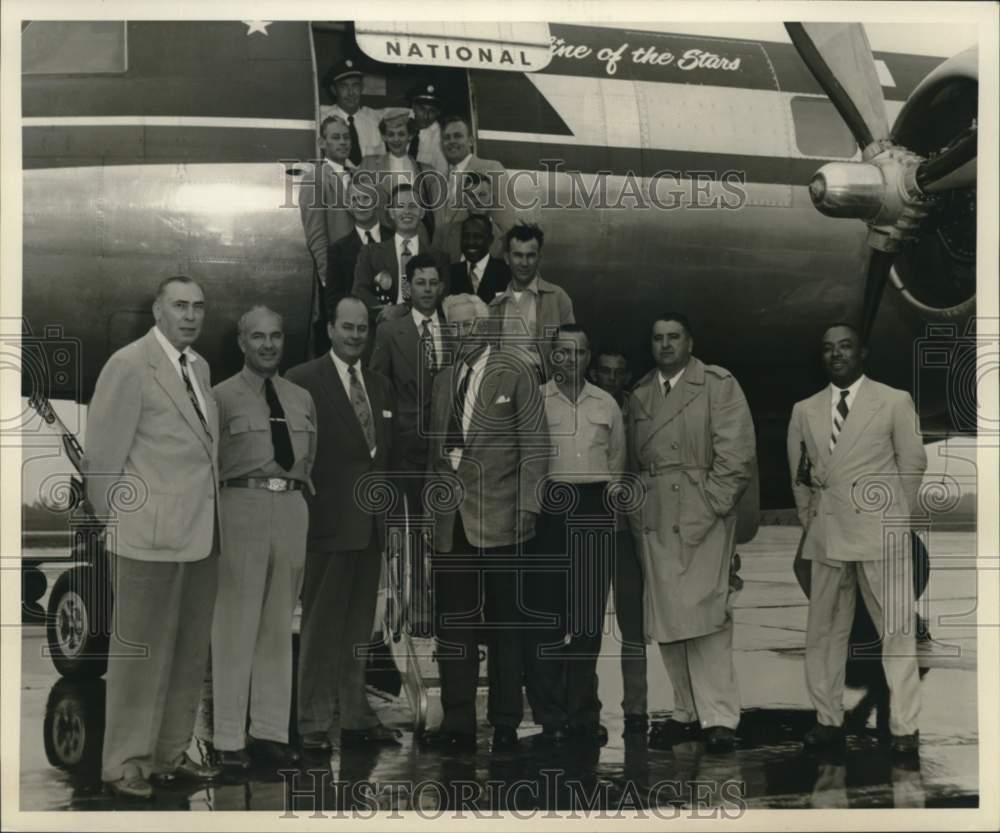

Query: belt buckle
[266,477,288,492]
[648,462,657,477]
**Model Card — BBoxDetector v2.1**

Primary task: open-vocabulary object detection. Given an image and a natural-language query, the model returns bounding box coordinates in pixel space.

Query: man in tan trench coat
[626,312,755,752]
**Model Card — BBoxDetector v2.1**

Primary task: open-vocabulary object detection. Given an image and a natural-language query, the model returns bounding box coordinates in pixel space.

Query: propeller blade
[860,249,896,345]
[917,125,978,192]
[786,22,890,151]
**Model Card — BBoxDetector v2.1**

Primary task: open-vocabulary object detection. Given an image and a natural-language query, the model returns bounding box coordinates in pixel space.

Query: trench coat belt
[640,462,709,478]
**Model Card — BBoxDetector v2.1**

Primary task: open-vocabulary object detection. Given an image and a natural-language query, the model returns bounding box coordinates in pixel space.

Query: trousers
[658,621,740,730]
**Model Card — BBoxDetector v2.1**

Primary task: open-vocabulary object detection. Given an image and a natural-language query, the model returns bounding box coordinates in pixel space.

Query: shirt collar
[544,378,600,404]
[509,276,539,296]
[356,224,380,243]
[240,364,275,394]
[324,157,350,173]
[449,153,472,172]
[329,349,361,380]
[152,325,195,365]
[658,365,686,390]
[461,251,491,272]
[830,374,866,399]
[411,307,438,329]
[395,232,419,253]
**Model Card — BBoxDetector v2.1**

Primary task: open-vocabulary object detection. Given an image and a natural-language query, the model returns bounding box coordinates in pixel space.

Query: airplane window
[22,22,127,75]
[790,96,857,159]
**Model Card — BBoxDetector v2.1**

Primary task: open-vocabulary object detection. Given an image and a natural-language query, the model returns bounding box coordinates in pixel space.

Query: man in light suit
[286,295,402,751]
[300,115,356,353]
[788,322,927,755]
[84,276,221,799]
[419,293,550,753]
[352,184,449,321]
[436,114,509,234]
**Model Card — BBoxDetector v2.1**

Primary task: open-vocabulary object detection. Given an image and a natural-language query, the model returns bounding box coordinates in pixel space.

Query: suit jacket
[83,328,219,562]
[447,256,510,302]
[285,355,395,553]
[299,160,354,280]
[355,153,444,239]
[352,236,450,311]
[435,155,509,233]
[787,378,927,563]
[426,347,549,550]
[370,311,452,472]
[326,223,394,307]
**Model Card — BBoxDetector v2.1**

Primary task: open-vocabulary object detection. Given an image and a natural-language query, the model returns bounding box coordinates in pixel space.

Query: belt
[641,462,708,478]
[220,477,305,492]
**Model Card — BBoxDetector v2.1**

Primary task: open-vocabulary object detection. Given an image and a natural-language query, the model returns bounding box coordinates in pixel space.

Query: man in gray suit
[787,322,927,754]
[84,276,221,799]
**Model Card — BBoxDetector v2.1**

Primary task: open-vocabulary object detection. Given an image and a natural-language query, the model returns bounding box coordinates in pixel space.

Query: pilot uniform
[210,366,317,754]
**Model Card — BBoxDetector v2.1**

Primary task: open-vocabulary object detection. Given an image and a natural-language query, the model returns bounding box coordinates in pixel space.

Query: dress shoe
[341,725,403,747]
[570,722,609,746]
[419,729,477,751]
[216,748,252,771]
[248,736,301,766]
[152,752,221,783]
[649,718,698,747]
[803,723,845,748]
[299,731,332,753]
[491,727,519,752]
[106,775,153,800]
[704,726,737,753]
[623,714,649,736]
[529,724,571,746]
[891,731,920,755]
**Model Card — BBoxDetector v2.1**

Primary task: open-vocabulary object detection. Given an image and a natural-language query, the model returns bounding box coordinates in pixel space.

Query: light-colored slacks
[658,620,741,730]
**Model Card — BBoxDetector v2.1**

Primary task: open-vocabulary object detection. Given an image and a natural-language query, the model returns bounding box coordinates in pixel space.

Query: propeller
[786,22,977,343]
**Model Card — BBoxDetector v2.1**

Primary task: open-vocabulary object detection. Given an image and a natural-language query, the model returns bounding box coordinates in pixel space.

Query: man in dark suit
[285,295,402,751]
[370,254,450,635]
[446,214,511,302]
[326,181,393,307]
[419,293,550,753]
[84,276,221,799]
[352,184,449,323]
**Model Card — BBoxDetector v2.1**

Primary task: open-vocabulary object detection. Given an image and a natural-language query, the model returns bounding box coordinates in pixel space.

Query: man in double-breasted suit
[626,313,756,753]
[84,276,221,799]
[419,293,550,753]
[285,295,401,751]
[787,322,927,754]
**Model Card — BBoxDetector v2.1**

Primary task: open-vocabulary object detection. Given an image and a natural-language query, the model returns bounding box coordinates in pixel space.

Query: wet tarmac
[18,527,980,814]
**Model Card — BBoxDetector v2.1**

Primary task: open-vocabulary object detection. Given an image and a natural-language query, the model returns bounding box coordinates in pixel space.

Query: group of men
[80,54,929,803]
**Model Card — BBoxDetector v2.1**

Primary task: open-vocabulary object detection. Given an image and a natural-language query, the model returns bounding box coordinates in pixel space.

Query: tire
[43,677,106,772]
[46,566,111,678]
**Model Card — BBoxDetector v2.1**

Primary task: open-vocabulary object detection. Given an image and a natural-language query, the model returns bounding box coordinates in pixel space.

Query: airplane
[15,19,980,727]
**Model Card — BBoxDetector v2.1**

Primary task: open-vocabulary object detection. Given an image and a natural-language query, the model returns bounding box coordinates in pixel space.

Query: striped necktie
[830,389,850,452]
[178,354,211,439]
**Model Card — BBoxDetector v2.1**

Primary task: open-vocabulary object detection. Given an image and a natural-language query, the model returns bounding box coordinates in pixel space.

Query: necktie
[264,377,294,471]
[347,115,362,166]
[468,261,479,292]
[445,362,473,452]
[409,132,420,159]
[365,229,374,244]
[421,318,436,372]
[348,365,376,454]
[400,239,412,302]
[830,389,850,452]
[178,353,211,439]
[663,379,672,398]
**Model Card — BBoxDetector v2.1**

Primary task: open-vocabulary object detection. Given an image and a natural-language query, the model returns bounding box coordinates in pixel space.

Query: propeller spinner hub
[808,162,884,219]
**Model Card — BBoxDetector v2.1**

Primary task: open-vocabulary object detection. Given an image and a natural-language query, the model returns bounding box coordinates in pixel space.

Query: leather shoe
[704,726,737,753]
[891,731,920,755]
[106,775,153,800]
[216,748,252,771]
[419,729,477,751]
[248,737,301,766]
[649,718,698,747]
[571,722,609,746]
[341,725,403,747]
[530,724,571,746]
[152,752,221,783]
[299,731,332,753]
[803,723,845,748]
[491,727,519,752]
[623,714,649,736]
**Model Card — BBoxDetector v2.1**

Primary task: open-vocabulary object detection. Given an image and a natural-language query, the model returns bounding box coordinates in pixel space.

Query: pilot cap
[330,57,363,84]
[408,82,442,105]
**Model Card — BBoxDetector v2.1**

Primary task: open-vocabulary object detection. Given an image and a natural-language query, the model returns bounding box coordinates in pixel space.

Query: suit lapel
[321,356,369,451]
[829,380,882,468]
[397,315,420,378]
[639,362,702,453]
[466,351,502,449]
[807,389,833,463]
[146,335,213,456]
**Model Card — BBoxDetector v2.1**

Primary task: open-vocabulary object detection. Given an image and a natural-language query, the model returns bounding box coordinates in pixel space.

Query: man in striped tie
[787,322,927,755]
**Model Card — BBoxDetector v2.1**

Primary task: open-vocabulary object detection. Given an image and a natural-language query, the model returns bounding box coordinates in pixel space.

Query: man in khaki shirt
[211,306,317,771]
[527,324,625,747]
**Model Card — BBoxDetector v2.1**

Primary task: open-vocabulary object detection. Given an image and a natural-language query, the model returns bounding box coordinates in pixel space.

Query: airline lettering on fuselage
[550,35,742,77]
[383,39,531,68]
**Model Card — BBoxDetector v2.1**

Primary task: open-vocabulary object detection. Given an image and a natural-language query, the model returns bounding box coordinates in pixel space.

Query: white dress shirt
[355,224,381,245]
[319,104,385,158]
[448,345,491,471]
[658,365,686,397]
[152,325,208,418]
[411,308,443,367]
[394,233,420,303]
[329,349,376,457]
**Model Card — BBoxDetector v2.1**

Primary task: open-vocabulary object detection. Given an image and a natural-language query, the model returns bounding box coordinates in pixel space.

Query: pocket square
[495,395,511,405]
[382,410,393,418]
